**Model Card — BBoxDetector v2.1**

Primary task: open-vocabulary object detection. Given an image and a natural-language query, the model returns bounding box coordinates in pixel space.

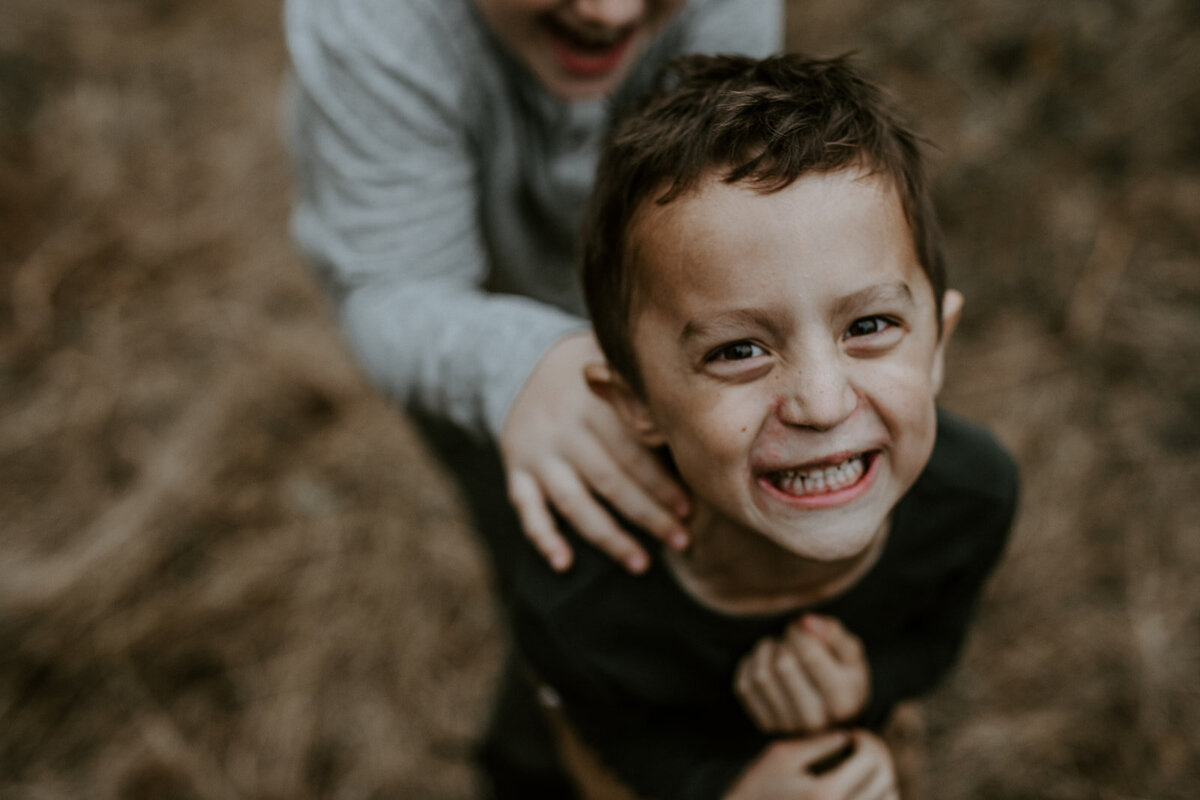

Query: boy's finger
[508,469,573,571]
[812,735,883,799]
[785,730,854,770]
[830,629,865,667]
[841,733,896,800]
[859,769,898,800]
[734,660,779,732]
[772,646,827,731]
[803,614,865,666]
[750,641,795,730]
[791,631,859,721]
[541,464,650,573]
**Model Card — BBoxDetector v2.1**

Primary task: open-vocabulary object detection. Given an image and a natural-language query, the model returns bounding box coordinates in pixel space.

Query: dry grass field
[1,1,1197,798]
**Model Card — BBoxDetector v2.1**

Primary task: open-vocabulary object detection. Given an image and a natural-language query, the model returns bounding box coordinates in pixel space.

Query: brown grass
[1,1,1197,797]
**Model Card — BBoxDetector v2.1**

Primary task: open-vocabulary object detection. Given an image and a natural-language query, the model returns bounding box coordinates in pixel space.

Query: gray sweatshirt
[285,0,782,440]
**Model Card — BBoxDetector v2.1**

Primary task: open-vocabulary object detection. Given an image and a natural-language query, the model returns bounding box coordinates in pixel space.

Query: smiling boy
[602,169,952,613]
[500,54,1019,799]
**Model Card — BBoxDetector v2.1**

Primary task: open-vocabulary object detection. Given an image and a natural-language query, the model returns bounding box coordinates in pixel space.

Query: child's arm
[734,614,870,734]
[285,0,690,572]
[725,729,898,800]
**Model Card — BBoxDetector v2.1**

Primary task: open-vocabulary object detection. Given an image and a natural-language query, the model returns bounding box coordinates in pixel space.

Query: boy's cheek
[652,389,757,453]
[859,357,943,403]
[660,387,765,448]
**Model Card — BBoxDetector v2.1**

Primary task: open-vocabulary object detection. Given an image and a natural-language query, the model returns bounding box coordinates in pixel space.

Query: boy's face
[471,0,686,100]
[616,169,960,563]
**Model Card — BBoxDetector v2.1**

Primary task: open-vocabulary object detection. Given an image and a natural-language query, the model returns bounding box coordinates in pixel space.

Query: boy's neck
[663,507,889,616]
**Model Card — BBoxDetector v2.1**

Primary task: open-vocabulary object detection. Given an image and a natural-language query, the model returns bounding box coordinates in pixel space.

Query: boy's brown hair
[582,53,946,395]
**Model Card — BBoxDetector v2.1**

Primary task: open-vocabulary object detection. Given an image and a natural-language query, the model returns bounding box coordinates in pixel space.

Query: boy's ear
[583,362,667,448]
[931,289,964,394]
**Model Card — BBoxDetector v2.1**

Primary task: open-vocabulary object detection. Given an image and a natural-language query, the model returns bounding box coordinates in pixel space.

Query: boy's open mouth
[764,451,877,498]
[542,16,636,76]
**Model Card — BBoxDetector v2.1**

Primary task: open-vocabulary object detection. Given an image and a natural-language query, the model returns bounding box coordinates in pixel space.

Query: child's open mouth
[761,451,879,503]
[541,16,636,77]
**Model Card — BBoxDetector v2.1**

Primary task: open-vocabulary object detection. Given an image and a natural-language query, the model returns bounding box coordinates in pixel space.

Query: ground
[1,1,1197,798]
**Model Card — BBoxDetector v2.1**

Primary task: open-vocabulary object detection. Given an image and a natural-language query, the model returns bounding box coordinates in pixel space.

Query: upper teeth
[774,455,865,496]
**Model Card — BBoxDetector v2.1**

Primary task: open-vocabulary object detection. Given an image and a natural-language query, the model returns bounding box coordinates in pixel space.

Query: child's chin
[772,524,881,563]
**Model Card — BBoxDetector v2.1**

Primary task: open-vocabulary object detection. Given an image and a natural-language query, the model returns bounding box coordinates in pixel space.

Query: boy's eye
[710,341,766,362]
[844,316,894,338]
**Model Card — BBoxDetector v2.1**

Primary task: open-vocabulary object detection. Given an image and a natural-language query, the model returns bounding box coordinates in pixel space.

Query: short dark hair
[582,53,946,394]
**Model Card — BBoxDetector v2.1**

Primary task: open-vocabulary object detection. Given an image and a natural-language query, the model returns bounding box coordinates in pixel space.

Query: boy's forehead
[629,166,899,248]
[624,169,928,318]
[626,173,747,275]
[628,169,898,273]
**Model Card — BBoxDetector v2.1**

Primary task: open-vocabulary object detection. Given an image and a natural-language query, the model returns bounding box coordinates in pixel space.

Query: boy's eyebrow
[832,281,915,318]
[680,307,790,344]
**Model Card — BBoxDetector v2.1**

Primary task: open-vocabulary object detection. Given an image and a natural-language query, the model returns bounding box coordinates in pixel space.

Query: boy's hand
[735,614,870,733]
[725,730,898,800]
[499,332,691,573]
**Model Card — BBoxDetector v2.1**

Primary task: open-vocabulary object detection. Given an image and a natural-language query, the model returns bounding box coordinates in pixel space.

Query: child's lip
[755,448,875,476]
[540,16,637,77]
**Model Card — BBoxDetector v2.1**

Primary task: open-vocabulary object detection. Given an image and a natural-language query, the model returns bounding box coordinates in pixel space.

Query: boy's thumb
[783,730,854,775]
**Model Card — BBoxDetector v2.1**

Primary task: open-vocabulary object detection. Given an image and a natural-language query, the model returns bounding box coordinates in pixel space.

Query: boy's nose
[775,354,859,431]
[569,0,647,30]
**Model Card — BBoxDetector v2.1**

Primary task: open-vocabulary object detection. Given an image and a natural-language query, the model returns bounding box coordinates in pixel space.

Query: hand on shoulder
[500,332,691,573]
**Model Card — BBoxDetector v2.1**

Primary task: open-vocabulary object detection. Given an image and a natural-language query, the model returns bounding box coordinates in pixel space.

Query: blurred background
[1,0,1197,797]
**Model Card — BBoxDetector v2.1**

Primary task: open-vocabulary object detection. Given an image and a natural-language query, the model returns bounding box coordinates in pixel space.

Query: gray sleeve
[285,0,585,440]
[681,0,785,57]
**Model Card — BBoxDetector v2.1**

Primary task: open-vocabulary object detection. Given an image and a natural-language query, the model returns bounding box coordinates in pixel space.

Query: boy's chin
[766,522,885,564]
